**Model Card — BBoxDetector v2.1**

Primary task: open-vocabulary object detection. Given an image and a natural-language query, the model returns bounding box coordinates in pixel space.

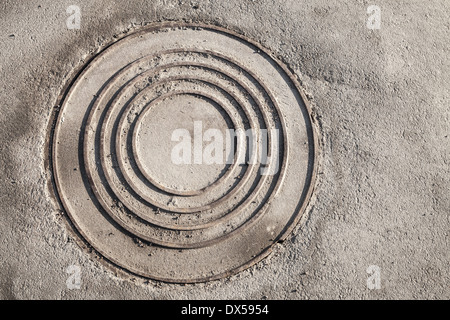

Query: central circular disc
[50,22,317,283]
[134,93,232,193]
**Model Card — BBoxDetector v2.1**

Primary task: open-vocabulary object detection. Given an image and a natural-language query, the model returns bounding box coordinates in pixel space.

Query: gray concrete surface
[0,0,449,299]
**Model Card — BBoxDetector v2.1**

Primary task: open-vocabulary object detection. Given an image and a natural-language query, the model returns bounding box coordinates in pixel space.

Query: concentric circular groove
[89,66,284,244]
[113,75,257,210]
[50,22,317,283]
[132,92,238,197]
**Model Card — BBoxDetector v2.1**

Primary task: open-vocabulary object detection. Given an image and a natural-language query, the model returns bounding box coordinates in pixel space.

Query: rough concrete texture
[0,0,449,299]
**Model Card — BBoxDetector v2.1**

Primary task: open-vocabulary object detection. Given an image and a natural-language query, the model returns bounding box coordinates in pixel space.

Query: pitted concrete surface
[0,0,449,299]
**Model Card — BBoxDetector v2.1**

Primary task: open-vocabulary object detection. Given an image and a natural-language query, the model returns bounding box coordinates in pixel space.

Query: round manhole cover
[49,22,317,283]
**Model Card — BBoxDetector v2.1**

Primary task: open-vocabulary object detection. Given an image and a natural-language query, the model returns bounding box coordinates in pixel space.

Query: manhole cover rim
[47,21,320,284]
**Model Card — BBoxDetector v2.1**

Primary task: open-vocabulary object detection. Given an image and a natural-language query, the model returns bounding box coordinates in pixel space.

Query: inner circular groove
[132,92,238,197]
